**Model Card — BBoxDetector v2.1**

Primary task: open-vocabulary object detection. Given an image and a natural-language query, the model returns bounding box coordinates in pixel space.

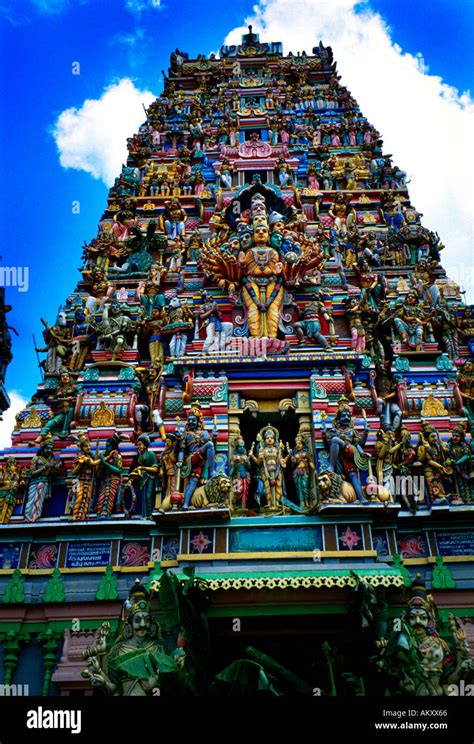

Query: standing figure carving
[250,426,288,511]
[24,439,60,522]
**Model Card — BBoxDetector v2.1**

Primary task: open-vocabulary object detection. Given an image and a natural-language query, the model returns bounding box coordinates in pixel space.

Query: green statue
[376,575,472,696]
[82,580,184,696]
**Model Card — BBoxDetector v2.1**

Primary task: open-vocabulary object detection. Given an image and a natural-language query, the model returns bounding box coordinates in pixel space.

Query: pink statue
[330,129,341,147]
[307,163,320,190]
[116,287,129,302]
[279,127,290,146]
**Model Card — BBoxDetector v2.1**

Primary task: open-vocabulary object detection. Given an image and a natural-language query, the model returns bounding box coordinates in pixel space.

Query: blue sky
[0,0,472,422]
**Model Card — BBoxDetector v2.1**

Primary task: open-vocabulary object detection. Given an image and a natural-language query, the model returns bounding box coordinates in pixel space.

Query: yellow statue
[239,221,283,338]
[0,458,24,524]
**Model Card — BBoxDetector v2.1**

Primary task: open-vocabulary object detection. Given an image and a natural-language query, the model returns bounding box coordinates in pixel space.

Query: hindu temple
[0,28,473,697]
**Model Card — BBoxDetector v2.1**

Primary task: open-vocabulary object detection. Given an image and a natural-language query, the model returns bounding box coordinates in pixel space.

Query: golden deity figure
[70,435,101,521]
[201,190,325,341]
[352,153,370,181]
[238,200,283,338]
[0,457,24,524]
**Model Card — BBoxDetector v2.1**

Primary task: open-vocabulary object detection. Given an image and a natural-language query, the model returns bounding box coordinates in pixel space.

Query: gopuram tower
[0,27,472,696]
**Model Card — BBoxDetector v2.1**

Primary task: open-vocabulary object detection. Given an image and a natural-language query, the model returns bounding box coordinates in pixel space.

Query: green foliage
[341,673,366,696]
[155,569,211,694]
[212,660,279,696]
[151,568,387,697]
[245,646,313,696]
[152,569,314,697]
[376,620,425,695]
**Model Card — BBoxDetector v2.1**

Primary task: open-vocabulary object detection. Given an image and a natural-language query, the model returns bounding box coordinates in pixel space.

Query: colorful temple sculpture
[0,27,473,696]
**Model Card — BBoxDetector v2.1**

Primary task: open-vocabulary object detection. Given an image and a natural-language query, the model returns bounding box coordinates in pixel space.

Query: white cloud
[52,79,157,187]
[112,28,146,47]
[0,391,27,450]
[224,0,474,301]
[30,0,70,13]
[0,0,76,23]
[125,0,162,13]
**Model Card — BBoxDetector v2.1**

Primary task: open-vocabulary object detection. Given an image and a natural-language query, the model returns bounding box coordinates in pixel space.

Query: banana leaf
[112,647,179,678]
[110,646,199,695]
[157,571,182,628]
[213,660,280,695]
[245,646,313,696]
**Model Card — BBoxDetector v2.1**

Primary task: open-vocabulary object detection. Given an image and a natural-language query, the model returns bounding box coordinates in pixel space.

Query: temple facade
[0,28,473,696]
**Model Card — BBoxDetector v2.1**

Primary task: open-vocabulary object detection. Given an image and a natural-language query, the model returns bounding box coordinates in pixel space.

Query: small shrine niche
[229,392,316,513]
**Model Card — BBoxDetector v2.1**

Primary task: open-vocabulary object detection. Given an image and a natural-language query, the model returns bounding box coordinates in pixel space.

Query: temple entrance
[208,610,379,694]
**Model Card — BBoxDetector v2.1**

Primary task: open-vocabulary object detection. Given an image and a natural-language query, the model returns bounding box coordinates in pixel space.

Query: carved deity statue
[97,302,135,361]
[173,405,217,509]
[70,435,100,521]
[250,425,288,510]
[293,293,334,348]
[417,425,452,505]
[95,433,125,518]
[377,576,472,696]
[34,370,80,446]
[134,365,166,438]
[239,204,284,339]
[127,434,160,517]
[230,436,250,511]
[36,309,72,377]
[393,292,433,351]
[290,435,315,508]
[24,439,61,522]
[194,290,233,354]
[446,424,473,505]
[0,458,24,524]
[321,398,369,503]
[82,581,183,696]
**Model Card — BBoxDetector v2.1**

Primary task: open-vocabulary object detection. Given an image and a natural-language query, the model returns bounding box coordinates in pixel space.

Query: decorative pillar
[0,630,29,686]
[38,628,61,696]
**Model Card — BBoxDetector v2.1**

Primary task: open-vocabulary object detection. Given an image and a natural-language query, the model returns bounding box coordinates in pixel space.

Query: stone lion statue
[161,473,232,511]
[191,474,232,508]
[317,470,391,505]
[318,470,358,503]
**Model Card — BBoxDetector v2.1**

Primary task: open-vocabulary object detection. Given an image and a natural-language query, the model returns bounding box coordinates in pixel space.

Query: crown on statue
[336,395,352,413]
[126,579,151,617]
[189,400,203,418]
[407,574,433,615]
